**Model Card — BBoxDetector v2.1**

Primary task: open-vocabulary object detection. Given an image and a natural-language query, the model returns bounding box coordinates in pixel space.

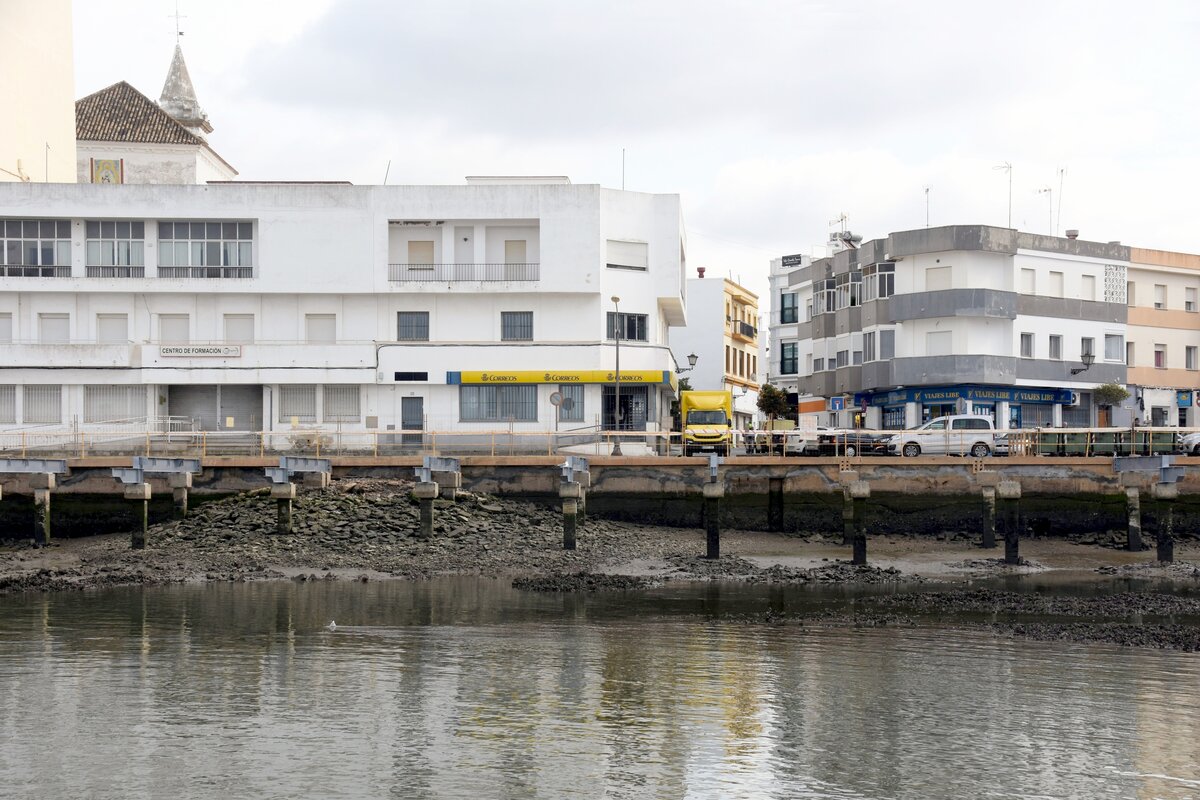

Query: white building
[0,178,687,446]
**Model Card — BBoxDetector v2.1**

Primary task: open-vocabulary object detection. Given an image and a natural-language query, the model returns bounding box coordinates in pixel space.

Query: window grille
[23,385,62,424]
[558,384,584,422]
[279,385,317,423]
[460,385,537,422]
[398,311,430,341]
[606,312,648,341]
[501,311,533,341]
[0,385,14,424]
[322,386,361,423]
[84,385,144,423]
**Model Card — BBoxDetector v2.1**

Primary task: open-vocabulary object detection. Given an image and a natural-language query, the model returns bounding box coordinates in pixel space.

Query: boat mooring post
[997,480,1022,564]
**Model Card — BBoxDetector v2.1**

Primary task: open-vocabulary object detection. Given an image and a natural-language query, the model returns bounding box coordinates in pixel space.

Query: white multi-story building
[0,178,688,443]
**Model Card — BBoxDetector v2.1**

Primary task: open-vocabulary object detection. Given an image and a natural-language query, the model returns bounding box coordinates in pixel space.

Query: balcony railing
[157,266,254,279]
[1,264,71,278]
[87,265,145,278]
[388,263,540,282]
[732,320,757,339]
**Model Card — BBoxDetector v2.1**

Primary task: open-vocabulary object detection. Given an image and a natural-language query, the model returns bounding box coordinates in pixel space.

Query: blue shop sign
[1178,390,1193,408]
[854,384,1074,408]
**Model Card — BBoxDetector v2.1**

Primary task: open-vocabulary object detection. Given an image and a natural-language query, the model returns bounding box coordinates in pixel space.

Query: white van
[884,415,996,457]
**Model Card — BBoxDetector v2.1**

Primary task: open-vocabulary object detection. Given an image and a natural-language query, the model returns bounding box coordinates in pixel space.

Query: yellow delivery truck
[680,390,733,456]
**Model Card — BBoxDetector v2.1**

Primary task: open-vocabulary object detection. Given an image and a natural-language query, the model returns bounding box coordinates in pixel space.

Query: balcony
[1,264,70,278]
[87,265,145,278]
[157,266,253,279]
[730,320,757,342]
[388,263,539,282]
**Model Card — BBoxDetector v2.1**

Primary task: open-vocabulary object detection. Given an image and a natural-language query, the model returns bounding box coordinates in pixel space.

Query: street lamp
[675,352,699,374]
[611,295,622,456]
[1070,351,1096,376]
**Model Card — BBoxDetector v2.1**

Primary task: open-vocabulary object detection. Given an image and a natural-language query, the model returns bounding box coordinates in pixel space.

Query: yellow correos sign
[459,370,669,384]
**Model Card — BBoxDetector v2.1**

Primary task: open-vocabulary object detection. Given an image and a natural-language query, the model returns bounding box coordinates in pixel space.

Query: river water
[2,578,1199,799]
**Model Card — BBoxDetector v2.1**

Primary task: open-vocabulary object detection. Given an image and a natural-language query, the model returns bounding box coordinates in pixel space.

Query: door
[401,397,423,447]
[917,418,948,454]
[168,386,219,431]
[454,226,473,280]
[602,386,648,430]
[219,385,262,431]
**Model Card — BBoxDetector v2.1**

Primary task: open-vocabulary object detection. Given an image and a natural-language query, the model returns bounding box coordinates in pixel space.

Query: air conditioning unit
[1066,391,1081,407]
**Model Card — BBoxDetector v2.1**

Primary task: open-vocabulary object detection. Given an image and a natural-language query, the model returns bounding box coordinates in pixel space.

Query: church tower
[158,43,213,139]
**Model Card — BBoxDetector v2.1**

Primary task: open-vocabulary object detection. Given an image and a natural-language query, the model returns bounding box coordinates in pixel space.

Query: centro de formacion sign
[159,346,242,357]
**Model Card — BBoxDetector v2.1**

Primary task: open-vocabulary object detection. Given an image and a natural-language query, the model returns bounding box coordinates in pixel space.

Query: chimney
[1065,229,1079,240]
[697,267,706,278]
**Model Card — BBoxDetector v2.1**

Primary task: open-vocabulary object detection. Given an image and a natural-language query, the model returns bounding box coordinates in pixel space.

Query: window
[834,350,848,369]
[1104,334,1124,361]
[157,221,253,278]
[812,279,836,315]
[0,312,11,343]
[926,265,951,291]
[606,240,648,271]
[323,386,361,423]
[86,221,145,277]
[224,314,255,344]
[926,330,952,356]
[1049,334,1062,361]
[39,313,69,344]
[500,311,533,341]
[1020,268,1035,294]
[397,311,429,341]
[1126,341,1135,367]
[394,371,429,381]
[864,331,876,362]
[1154,344,1166,369]
[1049,271,1064,297]
[1020,333,1033,358]
[1187,288,1197,312]
[558,384,584,422]
[1154,284,1166,310]
[1,219,71,277]
[1188,346,1198,371]
[780,292,798,324]
[306,314,336,344]
[952,418,991,430]
[1127,281,1136,306]
[1081,337,1094,358]
[834,272,862,308]
[813,357,825,372]
[504,240,527,263]
[780,342,798,374]
[852,350,862,366]
[407,240,435,264]
[0,385,14,424]
[805,299,813,321]
[97,313,129,344]
[158,314,189,344]
[460,384,537,421]
[279,385,317,423]
[725,345,730,373]
[1081,275,1096,301]
[880,329,895,360]
[23,385,61,424]
[84,385,143,423]
[863,263,894,300]
[606,312,648,341]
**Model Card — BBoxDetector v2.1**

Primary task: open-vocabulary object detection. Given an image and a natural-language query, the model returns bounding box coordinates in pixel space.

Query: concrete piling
[1151,482,1177,563]
[414,481,439,538]
[1125,488,1143,551]
[170,472,192,519]
[997,480,1022,564]
[560,481,582,550]
[847,480,870,565]
[575,470,591,524]
[432,470,461,501]
[768,477,783,532]
[31,473,54,546]
[981,487,997,549]
[703,482,724,559]
[271,483,296,534]
[301,471,330,489]
[123,482,151,549]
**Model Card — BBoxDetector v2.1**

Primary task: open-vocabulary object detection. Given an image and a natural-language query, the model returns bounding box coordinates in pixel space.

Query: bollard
[432,471,461,501]
[301,471,330,489]
[170,472,192,519]
[414,481,439,539]
[997,480,1022,564]
[1151,482,1177,563]
[768,477,784,532]
[124,482,151,549]
[271,483,296,534]
[981,487,997,549]
[1125,488,1142,551]
[30,472,54,546]
[703,482,724,559]
[560,481,582,550]
[847,480,870,565]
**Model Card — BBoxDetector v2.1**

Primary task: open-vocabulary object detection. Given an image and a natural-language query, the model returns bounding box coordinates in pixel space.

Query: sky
[72,0,1200,312]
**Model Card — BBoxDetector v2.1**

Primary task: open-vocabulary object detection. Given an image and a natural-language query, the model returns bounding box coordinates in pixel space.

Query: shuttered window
[97,314,129,343]
[460,385,537,422]
[305,314,336,344]
[0,385,14,424]
[279,385,317,423]
[84,385,144,423]
[0,312,12,343]
[398,311,429,341]
[407,240,435,263]
[322,386,361,423]
[224,314,255,343]
[38,313,69,344]
[500,311,533,341]
[606,240,648,270]
[159,314,189,344]
[23,385,62,424]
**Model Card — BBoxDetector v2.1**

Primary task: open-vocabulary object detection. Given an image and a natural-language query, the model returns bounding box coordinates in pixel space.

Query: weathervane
[169,0,187,39]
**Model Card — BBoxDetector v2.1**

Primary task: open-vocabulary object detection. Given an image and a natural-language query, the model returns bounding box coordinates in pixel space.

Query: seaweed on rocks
[512,572,661,592]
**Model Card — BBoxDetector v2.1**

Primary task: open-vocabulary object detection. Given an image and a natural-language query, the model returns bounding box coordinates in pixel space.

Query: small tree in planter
[1093,382,1130,409]
[756,384,793,455]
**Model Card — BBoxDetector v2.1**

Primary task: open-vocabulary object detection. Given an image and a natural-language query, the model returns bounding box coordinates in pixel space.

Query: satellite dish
[549,391,563,406]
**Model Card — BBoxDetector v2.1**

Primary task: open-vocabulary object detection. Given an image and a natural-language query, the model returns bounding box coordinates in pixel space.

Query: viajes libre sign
[159,346,242,357]
[452,370,671,384]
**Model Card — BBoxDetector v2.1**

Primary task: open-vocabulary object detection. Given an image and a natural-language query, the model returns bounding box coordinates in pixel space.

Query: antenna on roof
[170,0,187,39]
[383,160,391,185]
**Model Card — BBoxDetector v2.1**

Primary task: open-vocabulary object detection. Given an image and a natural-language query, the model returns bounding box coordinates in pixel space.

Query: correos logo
[481,373,516,382]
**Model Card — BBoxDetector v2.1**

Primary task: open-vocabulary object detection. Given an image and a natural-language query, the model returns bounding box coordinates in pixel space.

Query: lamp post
[1070,351,1096,376]
[676,352,699,374]
[611,296,622,456]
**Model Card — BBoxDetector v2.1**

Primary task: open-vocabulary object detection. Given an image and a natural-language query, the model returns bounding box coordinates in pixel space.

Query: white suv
[885,415,996,458]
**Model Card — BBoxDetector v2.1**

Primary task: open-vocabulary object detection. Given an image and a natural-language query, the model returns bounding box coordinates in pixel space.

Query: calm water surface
[2,578,1199,799]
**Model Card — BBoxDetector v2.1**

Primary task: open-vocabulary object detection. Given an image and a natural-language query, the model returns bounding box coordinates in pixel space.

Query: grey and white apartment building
[769,224,1200,430]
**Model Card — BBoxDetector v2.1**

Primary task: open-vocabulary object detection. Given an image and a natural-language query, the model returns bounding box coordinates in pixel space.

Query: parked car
[1180,431,1200,455]
[884,415,997,458]
[816,428,889,457]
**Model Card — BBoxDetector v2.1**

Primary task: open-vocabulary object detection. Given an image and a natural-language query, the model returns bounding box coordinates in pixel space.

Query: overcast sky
[73,0,1200,309]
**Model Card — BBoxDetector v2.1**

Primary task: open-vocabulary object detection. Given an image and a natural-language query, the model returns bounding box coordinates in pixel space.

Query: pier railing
[0,426,1191,460]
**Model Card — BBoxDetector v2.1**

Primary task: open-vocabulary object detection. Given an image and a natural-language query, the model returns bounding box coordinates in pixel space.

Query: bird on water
[326,621,337,631]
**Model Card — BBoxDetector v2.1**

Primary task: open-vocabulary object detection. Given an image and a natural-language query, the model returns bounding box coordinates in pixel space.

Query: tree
[1093,382,1130,408]
[757,384,791,421]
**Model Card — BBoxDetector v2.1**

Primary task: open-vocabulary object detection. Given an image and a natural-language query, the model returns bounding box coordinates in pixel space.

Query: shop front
[855,385,1074,430]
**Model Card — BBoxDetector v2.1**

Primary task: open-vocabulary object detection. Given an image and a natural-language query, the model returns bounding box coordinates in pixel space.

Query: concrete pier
[575,469,591,524]
[301,471,330,489]
[271,483,296,534]
[170,473,192,519]
[981,487,997,549]
[997,480,1022,564]
[433,470,461,501]
[414,481,439,538]
[30,473,55,546]
[560,481,581,550]
[1151,482,1177,563]
[768,477,783,532]
[703,482,724,560]
[1125,488,1143,551]
[847,480,870,565]
[124,483,151,549]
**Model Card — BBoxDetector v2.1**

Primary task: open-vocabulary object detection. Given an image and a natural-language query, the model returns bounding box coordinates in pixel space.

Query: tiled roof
[75,81,203,145]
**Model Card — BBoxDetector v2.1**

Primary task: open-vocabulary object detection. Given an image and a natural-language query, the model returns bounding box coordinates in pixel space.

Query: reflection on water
[1,579,1199,799]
